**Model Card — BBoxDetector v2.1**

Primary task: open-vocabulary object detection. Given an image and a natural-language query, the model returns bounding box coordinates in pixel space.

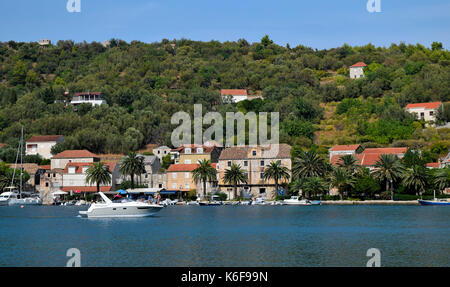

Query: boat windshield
[113,197,134,203]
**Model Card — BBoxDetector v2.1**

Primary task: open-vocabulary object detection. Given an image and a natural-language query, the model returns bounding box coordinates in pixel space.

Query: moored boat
[418,199,450,206]
[283,196,321,206]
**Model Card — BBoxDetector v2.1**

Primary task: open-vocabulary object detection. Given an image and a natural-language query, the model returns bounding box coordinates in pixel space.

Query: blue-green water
[0,205,449,267]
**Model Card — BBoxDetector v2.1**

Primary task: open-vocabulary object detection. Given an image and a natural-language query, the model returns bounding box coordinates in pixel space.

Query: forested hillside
[0,37,449,163]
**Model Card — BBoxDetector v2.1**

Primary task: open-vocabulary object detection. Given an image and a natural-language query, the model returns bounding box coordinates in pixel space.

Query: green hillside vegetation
[0,36,449,163]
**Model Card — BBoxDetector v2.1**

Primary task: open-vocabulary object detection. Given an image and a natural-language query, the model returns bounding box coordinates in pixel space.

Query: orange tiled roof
[53,150,99,159]
[426,162,440,168]
[405,102,442,109]
[350,62,367,68]
[221,89,247,96]
[362,147,407,154]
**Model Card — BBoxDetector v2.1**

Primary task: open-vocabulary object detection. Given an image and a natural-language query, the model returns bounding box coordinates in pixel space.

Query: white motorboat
[0,191,19,206]
[8,196,42,205]
[283,196,321,206]
[251,198,269,205]
[79,192,164,218]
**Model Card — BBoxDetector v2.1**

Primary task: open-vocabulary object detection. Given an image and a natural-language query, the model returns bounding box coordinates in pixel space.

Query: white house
[329,144,363,164]
[71,92,107,107]
[349,62,367,79]
[26,135,64,159]
[405,102,442,123]
[221,89,248,103]
[51,150,99,170]
[39,39,51,46]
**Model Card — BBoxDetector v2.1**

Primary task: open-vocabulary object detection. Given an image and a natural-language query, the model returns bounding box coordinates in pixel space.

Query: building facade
[70,92,107,107]
[166,163,218,197]
[221,89,248,103]
[51,150,99,170]
[26,135,64,159]
[405,102,442,123]
[217,144,292,200]
[349,62,367,79]
[153,146,171,160]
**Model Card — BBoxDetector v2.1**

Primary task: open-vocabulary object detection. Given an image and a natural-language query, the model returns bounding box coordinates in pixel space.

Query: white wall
[350,67,364,79]
[26,141,57,159]
[406,107,437,122]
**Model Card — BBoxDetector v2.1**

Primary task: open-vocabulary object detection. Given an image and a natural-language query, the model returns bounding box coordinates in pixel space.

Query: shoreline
[321,200,419,205]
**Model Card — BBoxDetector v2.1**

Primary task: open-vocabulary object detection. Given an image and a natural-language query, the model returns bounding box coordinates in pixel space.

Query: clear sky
[0,0,449,49]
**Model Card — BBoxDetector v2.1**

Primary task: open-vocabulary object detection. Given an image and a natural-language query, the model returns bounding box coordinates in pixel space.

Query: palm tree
[192,159,217,199]
[371,154,405,200]
[402,165,429,196]
[119,152,145,189]
[263,161,290,197]
[86,162,112,194]
[292,150,327,179]
[433,167,450,194]
[329,167,355,200]
[337,154,363,175]
[223,163,248,200]
[301,176,328,199]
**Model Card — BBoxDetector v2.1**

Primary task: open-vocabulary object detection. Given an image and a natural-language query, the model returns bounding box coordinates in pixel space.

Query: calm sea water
[0,205,448,267]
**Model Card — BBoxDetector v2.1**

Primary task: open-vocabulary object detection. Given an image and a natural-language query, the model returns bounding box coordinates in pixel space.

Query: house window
[420,112,425,119]
[159,184,162,188]
[259,188,266,194]
[172,173,177,179]
[184,159,191,164]
[185,172,189,179]
[53,173,56,177]
[45,182,49,187]
[185,183,190,189]
[244,161,248,167]
[245,172,249,179]
[48,173,50,178]
[227,161,231,167]
[172,183,177,189]
[157,150,160,154]
[260,160,265,167]
[196,148,203,153]
[430,111,434,116]
[260,172,264,179]
[252,150,257,156]
[184,148,191,154]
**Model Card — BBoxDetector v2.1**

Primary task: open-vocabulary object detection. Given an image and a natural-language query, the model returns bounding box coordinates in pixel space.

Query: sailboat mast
[19,126,23,198]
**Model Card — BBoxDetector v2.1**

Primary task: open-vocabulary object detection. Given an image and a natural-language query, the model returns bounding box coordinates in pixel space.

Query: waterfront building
[51,150,99,170]
[172,144,223,165]
[349,62,367,79]
[217,144,292,200]
[405,102,442,124]
[26,135,64,159]
[329,144,363,163]
[166,163,218,196]
[331,147,408,170]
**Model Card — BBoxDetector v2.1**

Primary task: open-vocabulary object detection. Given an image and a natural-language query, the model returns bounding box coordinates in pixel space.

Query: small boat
[79,192,164,218]
[0,191,19,206]
[283,196,321,206]
[199,195,223,206]
[418,190,450,206]
[251,198,269,205]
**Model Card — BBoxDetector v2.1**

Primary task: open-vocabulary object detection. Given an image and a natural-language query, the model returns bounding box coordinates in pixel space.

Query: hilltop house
[329,144,363,162]
[349,62,367,79]
[217,144,292,200]
[38,39,51,46]
[26,135,64,159]
[70,92,107,107]
[405,102,442,123]
[221,89,248,103]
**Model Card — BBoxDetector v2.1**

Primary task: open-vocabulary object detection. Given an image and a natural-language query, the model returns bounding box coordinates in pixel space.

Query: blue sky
[0,0,449,49]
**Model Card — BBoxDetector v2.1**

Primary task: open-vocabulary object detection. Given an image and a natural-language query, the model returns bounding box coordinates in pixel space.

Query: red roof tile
[0,143,6,149]
[39,165,51,170]
[61,186,112,193]
[426,162,440,168]
[362,147,407,154]
[27,135,63,142]
[405,102,442,109]
[350,62,367,68]
[53,150,99,159]
[330,144,361,152]
[221,89,247,96]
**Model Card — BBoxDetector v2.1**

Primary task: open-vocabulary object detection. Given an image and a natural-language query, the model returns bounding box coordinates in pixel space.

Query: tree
[292,150,327,180]
[192,159,217,199]
[402,165,429,196]
[371,154,405,200]
[119,152,145,190]
[85,162,112,194]
[329,167,355,200]
[337,154,363,175]
[223,163,247,200]
[300,176,328,199]
[263,161,290,197]
[433,167,450,194]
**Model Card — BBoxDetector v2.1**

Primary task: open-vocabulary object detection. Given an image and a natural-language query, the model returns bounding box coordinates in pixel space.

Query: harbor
[0,204,448,267]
